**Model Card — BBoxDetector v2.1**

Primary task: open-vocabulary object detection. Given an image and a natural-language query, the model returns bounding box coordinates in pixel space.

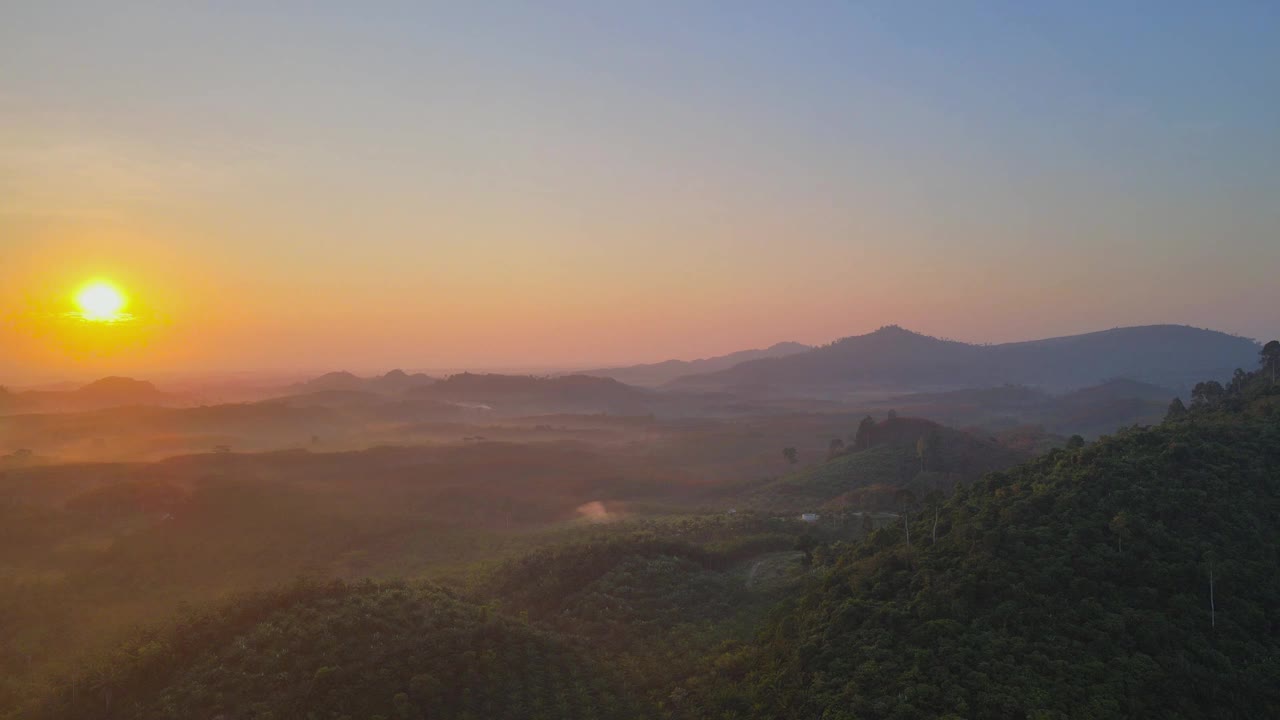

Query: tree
[915,430,940,472]
[924,489,945,544]
[1191,381,1225,409]
[1203,550,1218,629]
[827,437,845,460]
[1262,340,1280,384]
[796,533,817,567]
[853,416,876,450]
[895,489,917,548]
[782,447,798,465]
[1109,511,1130,553]
[1065,435,1086,450]
[886,409,898,421]
[860,512,874,537]
[1165,397,1188,422]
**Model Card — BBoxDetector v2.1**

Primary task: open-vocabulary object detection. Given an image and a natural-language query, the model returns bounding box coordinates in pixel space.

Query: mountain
[408,373,657,415]
[289,369,435,395]
[0,377,171,414]
[578,341,810,386]
[668,324,1260,392]
[694,366,1280,718]
[883,377,1176,438]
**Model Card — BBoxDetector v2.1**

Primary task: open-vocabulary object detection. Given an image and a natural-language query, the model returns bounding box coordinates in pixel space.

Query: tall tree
[1191,381,1225,409]
[915,429,940,472]
[782,447,799,465]
[853,416,877,450]
[1109,511,1131,553]
[1165,397,1188,422]
[924,488,945,544]
[1262,340,1280,384]
[895,489,917,548]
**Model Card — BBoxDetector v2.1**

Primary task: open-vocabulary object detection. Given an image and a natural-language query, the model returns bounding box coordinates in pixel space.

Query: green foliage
[476,516,809,713]
[1261,340,1280,383]
[745,418,1025,512]
[10,357,1280,720]
[21,579,650,720]
[695,371,1280,718]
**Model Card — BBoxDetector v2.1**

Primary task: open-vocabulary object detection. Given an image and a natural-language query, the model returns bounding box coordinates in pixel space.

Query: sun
[75,281,129,322]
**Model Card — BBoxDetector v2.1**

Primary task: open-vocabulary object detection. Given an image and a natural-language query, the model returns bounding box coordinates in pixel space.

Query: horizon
[4,2,1278,378]
[2,320,1262,388]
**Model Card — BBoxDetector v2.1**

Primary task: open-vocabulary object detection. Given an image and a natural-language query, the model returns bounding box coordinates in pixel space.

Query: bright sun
[75,281,129,322]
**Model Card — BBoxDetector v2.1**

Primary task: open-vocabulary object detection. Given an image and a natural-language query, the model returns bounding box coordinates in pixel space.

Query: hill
[22,579,652,720]
[288,368,436,395]
[0,439,696,702]
[882,377,1175,438]
[735,416,1028,512]
[16,515,815,720]
[0,377,171,415]
[409,373,658,415]
[578,342,811,386]
[668,324,1259,393]
[693,363,1280,718]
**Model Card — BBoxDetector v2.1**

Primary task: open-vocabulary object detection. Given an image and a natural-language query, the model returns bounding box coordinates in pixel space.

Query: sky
[2,1,1278,381]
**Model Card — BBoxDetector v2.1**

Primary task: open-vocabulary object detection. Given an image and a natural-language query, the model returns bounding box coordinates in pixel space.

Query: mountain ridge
[668,324,1259,392]
[577,341,811,386]
[0,377,171,414]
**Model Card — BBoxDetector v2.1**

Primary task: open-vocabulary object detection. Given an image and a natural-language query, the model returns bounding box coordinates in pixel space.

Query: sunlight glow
[74,281,129,322]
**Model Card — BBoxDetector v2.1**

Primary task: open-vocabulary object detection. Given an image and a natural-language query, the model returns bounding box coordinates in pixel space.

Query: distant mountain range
[668,324,1261,392]
[577,341,810,386]
[289,369,436,395]
[408,373,656,415]
[883,377,1176,438]
[0,377,171,414]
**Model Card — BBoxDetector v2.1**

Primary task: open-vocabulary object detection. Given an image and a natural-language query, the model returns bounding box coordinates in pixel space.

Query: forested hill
[697,365,1280,718]
[669,324,1260,391]
[16,355,1280,720]
[22,580,654,720]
